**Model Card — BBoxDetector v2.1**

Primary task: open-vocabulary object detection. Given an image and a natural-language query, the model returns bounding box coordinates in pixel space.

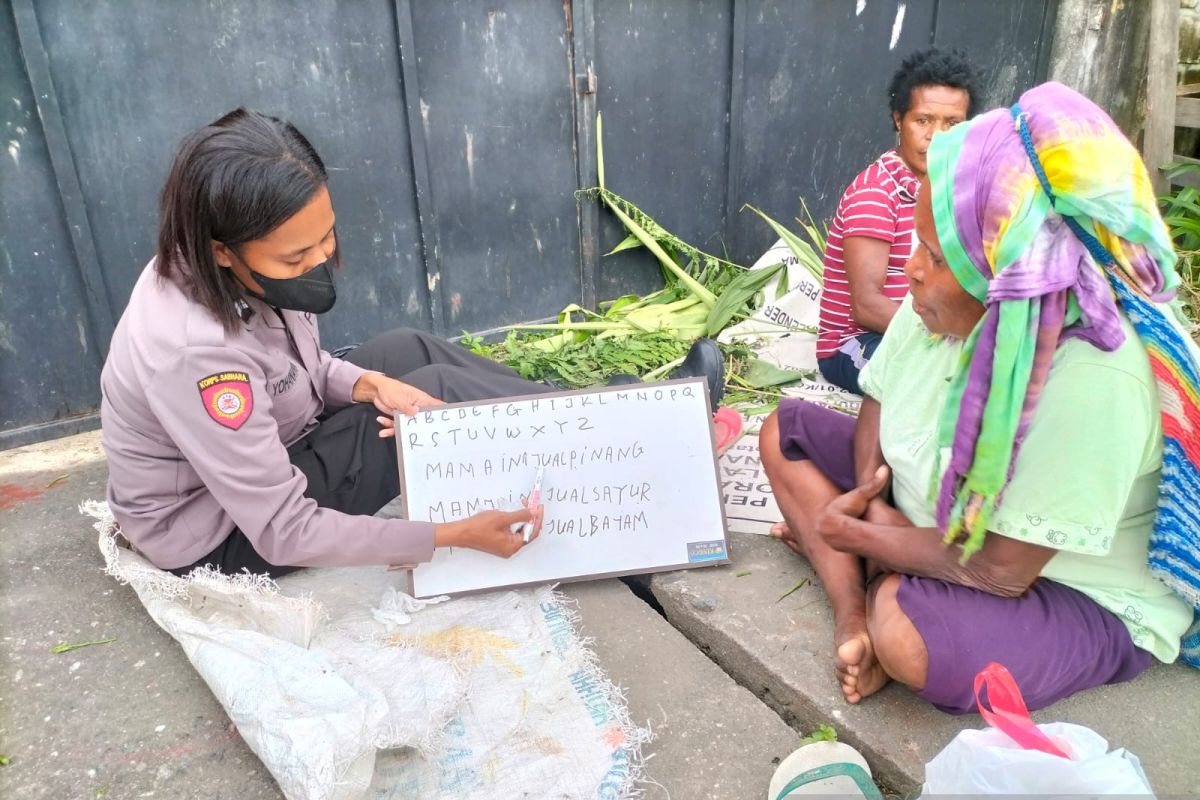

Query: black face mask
[246,260,337,314]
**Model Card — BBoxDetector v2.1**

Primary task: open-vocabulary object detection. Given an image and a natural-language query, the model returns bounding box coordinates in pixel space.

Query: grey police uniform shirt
[100,260,435,570]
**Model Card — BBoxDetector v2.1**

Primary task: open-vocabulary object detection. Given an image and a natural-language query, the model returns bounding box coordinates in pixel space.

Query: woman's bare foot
[834,622,891,704]
[770,521,808,557]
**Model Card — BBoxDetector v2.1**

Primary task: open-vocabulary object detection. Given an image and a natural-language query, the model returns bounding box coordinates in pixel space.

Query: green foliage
[1159,163,1200,328]
[477,114,834,414]
[797,724,839,747]
[475,330,691,388]
[705,261,786,335]
[459,331,486,353]
[719,340,792,409]
[742,203,825,283]
[605,233,643,256]
[591,186,746,293]
[517,181,810,402]
[741,358,812,389]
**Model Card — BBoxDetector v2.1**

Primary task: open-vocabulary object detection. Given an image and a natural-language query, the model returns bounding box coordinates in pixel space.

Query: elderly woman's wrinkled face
[905,181,986,338]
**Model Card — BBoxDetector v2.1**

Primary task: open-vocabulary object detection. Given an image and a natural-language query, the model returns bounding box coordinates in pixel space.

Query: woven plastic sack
[717,238,860,426]
[86,501,648,800]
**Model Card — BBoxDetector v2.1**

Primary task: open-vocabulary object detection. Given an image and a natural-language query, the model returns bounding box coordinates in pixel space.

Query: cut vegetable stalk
[597,112,606,189]
[601,193,718,308]
[642,355,687,382]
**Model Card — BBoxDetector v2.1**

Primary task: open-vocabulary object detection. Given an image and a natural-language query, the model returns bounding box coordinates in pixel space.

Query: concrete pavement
[2,430,1197,797]
[0,432,801,799]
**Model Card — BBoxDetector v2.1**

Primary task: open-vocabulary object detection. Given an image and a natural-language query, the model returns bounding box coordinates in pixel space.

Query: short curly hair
[887,47,981,125]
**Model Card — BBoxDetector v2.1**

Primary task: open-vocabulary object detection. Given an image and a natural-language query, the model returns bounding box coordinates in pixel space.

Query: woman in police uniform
[101,108,721,578]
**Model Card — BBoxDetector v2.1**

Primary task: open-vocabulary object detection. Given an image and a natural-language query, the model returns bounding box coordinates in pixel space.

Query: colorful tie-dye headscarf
[926,82,1200,665]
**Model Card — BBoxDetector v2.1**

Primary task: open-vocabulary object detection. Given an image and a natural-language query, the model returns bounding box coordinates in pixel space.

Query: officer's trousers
[171,328,552,577]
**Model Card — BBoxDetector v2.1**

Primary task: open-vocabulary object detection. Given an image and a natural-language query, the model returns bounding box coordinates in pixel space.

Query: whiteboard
[397,378,729,597]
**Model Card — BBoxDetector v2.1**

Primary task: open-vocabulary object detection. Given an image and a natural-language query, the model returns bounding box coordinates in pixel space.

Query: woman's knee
[867,574,929,690]
[758,411,783,474]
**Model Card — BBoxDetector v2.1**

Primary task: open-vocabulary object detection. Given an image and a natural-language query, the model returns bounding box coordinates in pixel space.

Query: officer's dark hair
[887,47,981,127]
[155,108,332,330]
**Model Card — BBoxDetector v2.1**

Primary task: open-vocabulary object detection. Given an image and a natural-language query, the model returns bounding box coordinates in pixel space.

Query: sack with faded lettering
[717,238,823,371]
[87,501,647,800]
[718,238,859,421]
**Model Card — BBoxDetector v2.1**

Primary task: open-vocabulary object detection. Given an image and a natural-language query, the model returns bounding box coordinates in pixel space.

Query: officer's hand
[434,507,543,558]
[364,376,444,438]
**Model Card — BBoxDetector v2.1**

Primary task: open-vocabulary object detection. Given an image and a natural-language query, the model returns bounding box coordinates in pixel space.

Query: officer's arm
[145,346,435,567]
[314,344,370,411]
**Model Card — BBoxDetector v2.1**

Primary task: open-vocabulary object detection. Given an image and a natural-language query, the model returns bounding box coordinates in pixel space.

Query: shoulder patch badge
[197,371,254,430]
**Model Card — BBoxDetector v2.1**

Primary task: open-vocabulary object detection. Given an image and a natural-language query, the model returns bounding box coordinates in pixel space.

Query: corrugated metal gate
[0,0,1056,448]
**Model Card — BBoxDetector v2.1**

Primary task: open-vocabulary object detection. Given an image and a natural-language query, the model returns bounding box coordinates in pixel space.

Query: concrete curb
[566,580,801,799]
[641,531,1198,794]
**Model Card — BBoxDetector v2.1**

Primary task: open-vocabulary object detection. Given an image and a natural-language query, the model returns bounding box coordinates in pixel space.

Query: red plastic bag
[973,662,1071,758]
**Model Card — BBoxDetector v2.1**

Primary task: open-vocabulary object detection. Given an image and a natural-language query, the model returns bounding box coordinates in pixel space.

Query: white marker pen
[522,466,545,543]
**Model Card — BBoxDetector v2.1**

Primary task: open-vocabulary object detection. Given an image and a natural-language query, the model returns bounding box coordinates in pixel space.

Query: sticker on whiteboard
[686,540,727,563]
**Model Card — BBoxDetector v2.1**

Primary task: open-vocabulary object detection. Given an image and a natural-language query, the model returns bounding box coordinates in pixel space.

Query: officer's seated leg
[400,363,552,404]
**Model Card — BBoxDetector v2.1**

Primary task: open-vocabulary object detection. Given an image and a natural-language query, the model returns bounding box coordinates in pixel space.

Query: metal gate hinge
[576,64,596,95]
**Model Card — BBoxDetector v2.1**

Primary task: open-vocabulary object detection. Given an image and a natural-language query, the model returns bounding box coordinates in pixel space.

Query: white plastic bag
[921,663,1155,795]
[923,723,1154,794]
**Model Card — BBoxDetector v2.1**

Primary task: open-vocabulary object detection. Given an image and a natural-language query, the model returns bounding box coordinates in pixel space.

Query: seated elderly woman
[761,81,1200,713]
[816,47,978,394]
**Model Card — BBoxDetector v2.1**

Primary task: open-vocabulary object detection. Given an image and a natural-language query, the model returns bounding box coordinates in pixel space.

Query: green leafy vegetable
[461,114,834,418]
[742,358,811,389]
[705,261,786,335]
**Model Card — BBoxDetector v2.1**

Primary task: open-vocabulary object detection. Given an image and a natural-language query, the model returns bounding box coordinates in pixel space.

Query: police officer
[101,108,723,578]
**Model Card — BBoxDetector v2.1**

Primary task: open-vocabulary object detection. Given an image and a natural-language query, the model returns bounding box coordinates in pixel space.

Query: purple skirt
[774,398,1153,713]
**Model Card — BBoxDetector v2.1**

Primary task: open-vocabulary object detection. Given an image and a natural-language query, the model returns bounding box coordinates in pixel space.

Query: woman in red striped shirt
[816,48,979,394]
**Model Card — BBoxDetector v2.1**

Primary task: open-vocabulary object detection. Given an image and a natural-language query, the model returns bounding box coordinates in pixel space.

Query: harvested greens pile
[464,114,827,415]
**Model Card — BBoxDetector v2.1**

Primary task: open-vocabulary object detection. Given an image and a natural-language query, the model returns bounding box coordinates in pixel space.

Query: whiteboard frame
[396,377,731,598]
